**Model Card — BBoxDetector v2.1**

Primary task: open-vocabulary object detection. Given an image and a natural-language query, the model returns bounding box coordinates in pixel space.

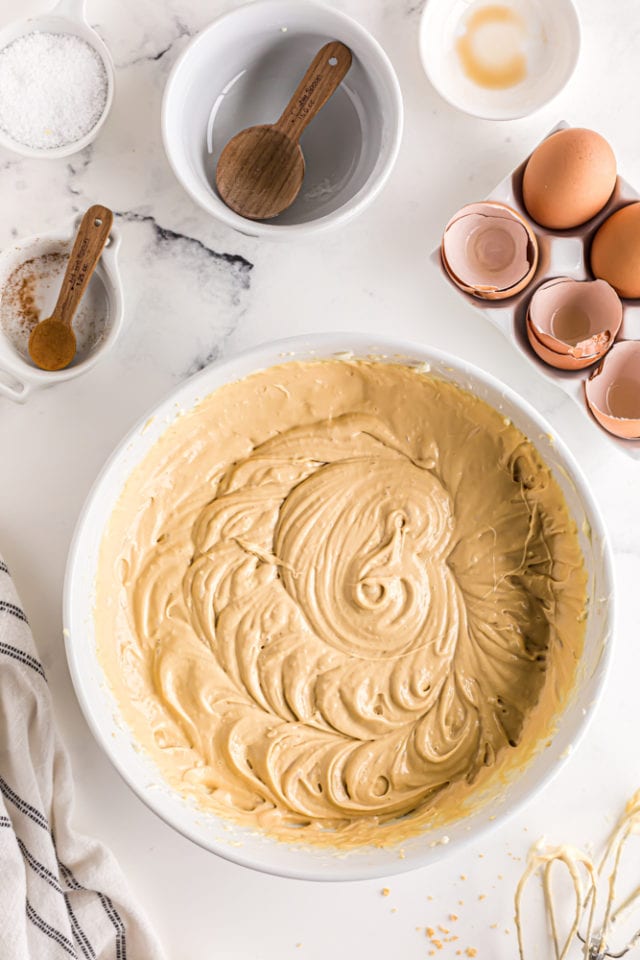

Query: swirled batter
[96,361,587,847]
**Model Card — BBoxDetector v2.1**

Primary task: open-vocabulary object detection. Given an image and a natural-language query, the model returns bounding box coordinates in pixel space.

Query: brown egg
[441,201,538,300]
[585,341,640,439]
[526,277,622,370]
[522,128,617,230]
[590,202,640,299]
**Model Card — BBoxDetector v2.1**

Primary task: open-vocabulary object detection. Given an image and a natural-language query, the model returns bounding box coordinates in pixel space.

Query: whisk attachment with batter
[515,791,640,960]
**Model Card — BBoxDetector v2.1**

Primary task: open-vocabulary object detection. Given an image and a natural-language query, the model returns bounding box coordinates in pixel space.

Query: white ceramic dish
[419,0,580,120]
[64,333,613,881]
[162,0,403,239]
[0,0,115,159]
[0,217,123,403]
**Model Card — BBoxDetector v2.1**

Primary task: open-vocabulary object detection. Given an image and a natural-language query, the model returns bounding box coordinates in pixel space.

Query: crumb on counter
[381,887,390,897]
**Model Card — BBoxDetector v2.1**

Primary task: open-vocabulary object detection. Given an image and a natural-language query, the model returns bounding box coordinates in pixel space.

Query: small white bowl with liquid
[420,0,581,121]
[161,0,404,239]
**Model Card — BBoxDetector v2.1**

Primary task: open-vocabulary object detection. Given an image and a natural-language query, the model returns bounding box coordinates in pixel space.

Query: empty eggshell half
[525,317,602,371]
[527,277,622,370]
[441,202,538,300]
[526,317,575,369]
[585,340,640,438]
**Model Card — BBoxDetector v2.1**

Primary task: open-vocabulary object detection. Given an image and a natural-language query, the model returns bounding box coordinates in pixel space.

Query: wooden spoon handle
[274,41,352,143]
[52,204,114,326]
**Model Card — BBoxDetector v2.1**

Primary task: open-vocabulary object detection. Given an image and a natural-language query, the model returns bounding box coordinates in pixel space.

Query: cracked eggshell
[526,277,622,370]
[585,340,640,439]
[441,201,538,301]
[526,316,599,371]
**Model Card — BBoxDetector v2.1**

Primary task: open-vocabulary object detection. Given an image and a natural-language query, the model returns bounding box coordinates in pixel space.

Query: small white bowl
[0,0,115,159]
[162,0,403,239]
[419,0,581,121]
[64,333,613,881]
[0,218,123,402]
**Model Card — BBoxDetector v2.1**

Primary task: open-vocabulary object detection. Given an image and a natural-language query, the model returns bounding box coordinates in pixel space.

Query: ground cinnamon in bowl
[0,248,108,366]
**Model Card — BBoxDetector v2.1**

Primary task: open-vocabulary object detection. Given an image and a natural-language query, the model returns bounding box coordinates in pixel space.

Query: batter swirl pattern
[98,362,586,845]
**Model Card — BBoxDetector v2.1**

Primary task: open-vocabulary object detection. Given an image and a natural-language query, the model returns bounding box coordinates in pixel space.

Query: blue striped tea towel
[0,555,165,959]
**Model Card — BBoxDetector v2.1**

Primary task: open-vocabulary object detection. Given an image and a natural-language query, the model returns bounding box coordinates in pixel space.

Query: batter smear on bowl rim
[95,360,587,847]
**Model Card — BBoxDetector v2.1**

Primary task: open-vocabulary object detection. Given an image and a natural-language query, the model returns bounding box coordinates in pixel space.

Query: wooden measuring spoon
[215,41,353,221]
[28,204,114,372]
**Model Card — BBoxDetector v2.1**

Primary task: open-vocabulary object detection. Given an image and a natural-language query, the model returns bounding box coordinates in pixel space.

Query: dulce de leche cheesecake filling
[96,360,587,847]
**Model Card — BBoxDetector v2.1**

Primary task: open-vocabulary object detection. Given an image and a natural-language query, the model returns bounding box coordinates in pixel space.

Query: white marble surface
[1,0,639,957]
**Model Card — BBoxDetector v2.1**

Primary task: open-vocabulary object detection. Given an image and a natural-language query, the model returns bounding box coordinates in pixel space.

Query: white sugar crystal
[0,31,108,150]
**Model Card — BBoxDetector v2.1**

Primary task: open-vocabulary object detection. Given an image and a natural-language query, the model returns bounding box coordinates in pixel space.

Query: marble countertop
[1,0,639,957]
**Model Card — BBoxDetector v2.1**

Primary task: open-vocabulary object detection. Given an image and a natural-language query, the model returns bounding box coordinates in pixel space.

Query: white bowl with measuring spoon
[0,214,124,402]
[162,0,403,238]
[0,0,115,159]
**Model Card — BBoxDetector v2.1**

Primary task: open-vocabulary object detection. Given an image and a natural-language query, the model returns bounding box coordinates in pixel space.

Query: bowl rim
[63,332,615,880]
[418,0,581,121]
[161,0,404,238]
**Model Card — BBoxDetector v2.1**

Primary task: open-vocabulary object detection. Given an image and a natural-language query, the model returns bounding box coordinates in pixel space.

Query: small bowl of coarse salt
[0,0,114,159]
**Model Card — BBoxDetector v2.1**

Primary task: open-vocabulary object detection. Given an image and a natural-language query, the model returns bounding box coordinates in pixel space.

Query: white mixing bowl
[161,1,403,238]
[64,334,613,881]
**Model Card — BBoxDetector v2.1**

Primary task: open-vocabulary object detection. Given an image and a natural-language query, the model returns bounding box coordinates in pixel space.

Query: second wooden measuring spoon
[215,41,353,221]
[29,204,114,372]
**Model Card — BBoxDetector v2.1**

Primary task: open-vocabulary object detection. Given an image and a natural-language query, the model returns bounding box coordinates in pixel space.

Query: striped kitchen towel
[0,555,165,960]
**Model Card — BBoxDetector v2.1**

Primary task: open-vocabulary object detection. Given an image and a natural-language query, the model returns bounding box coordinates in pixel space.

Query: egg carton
[432,121,640,460]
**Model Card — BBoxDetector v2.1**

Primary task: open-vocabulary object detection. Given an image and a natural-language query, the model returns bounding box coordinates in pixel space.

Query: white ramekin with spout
[0,219,123,403]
